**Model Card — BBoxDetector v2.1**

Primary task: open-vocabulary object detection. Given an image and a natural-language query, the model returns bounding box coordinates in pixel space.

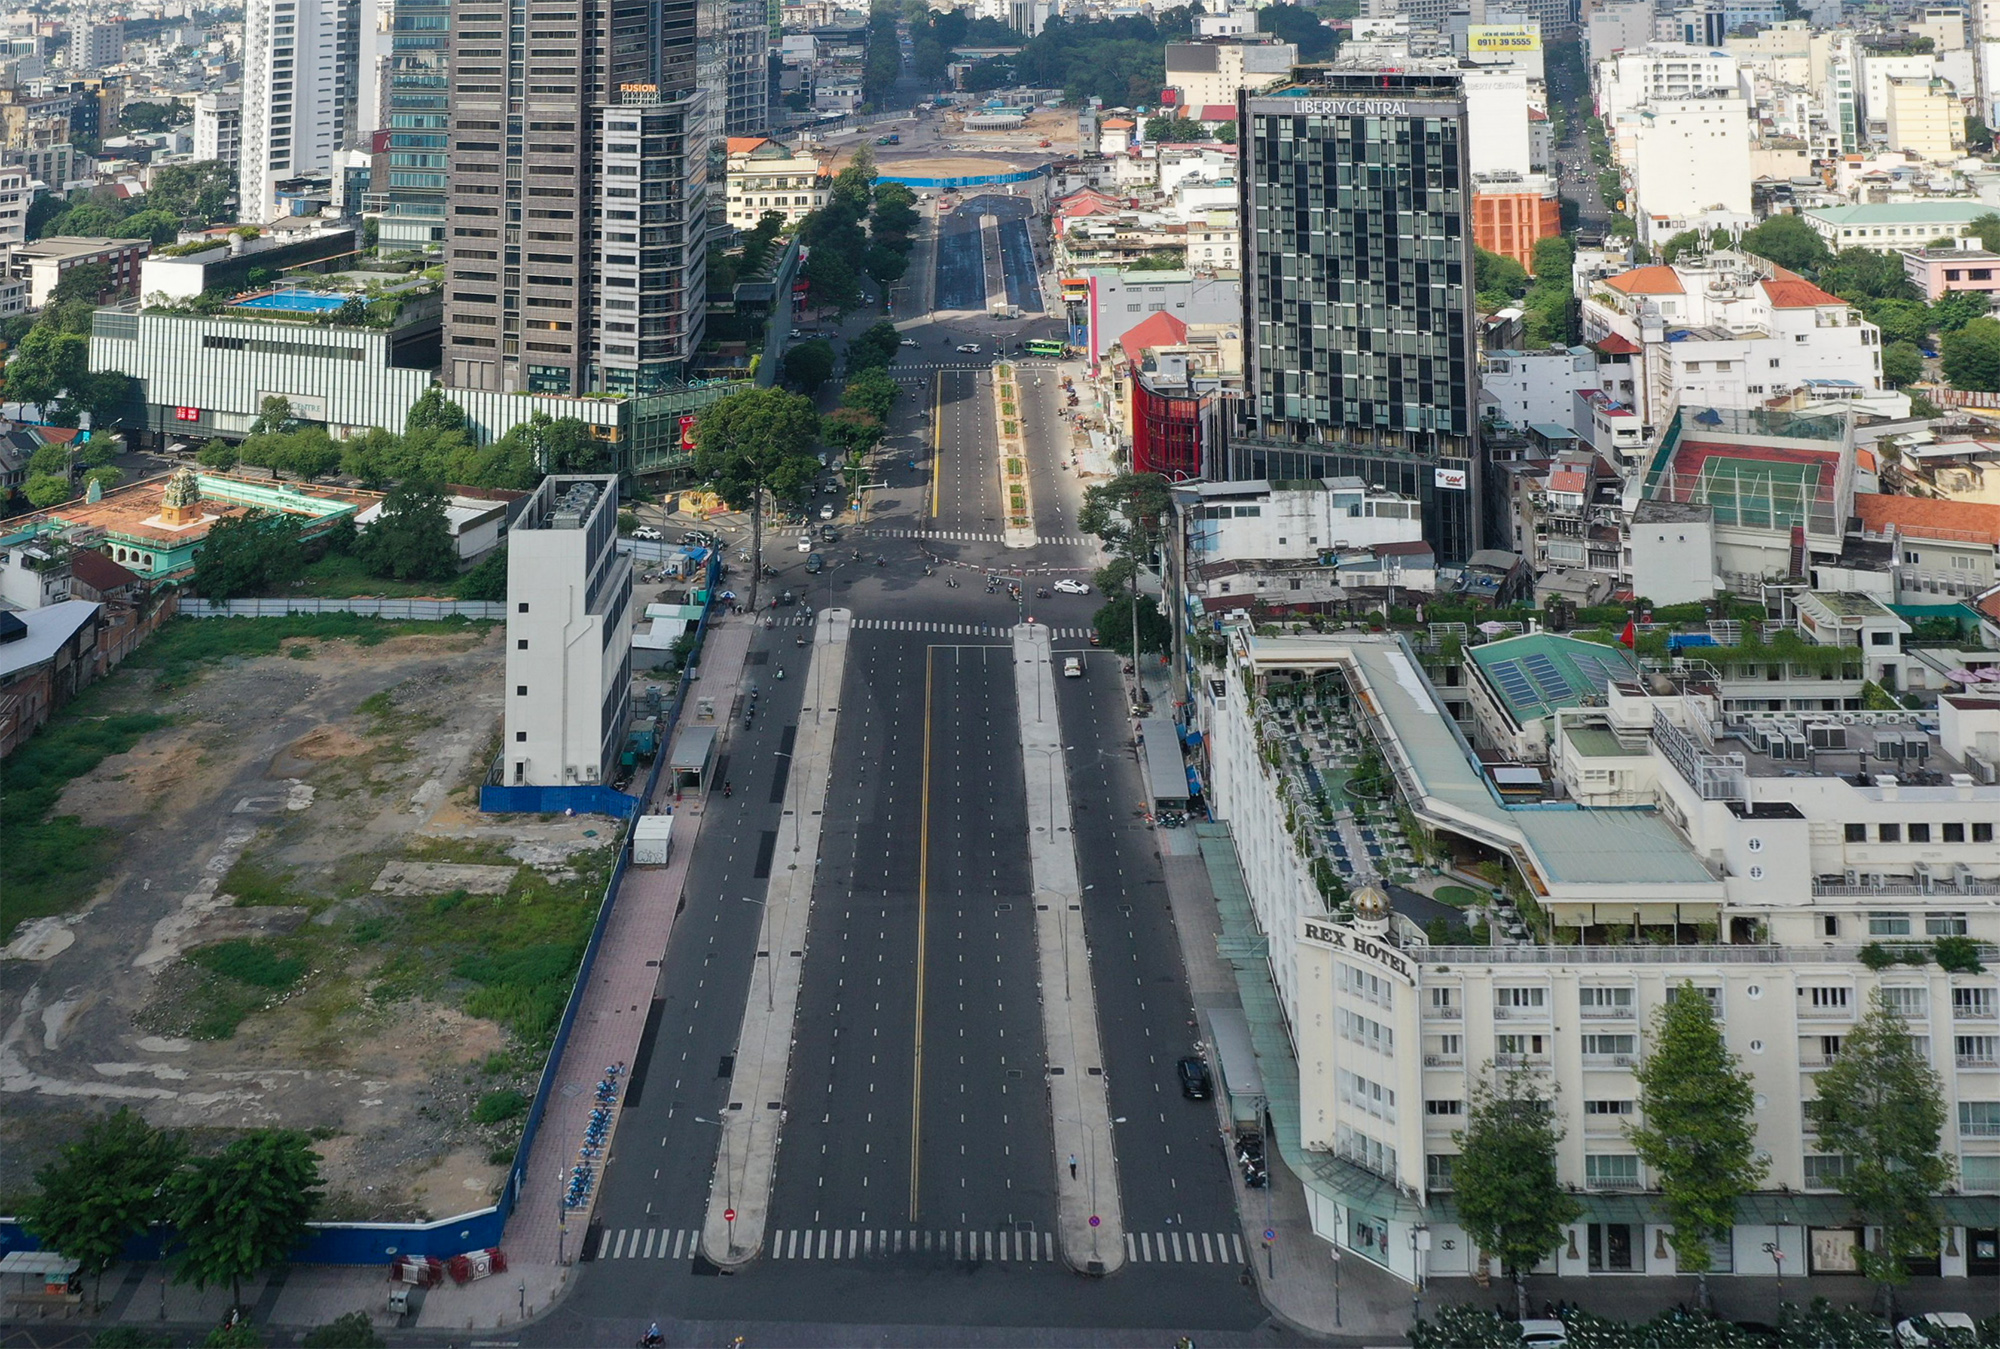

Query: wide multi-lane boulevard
[537,187,1272,1347]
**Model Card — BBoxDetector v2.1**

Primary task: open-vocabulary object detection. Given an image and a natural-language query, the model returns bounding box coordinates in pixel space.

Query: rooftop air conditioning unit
[1844,869,1860,887]
[1807,722,1847,751]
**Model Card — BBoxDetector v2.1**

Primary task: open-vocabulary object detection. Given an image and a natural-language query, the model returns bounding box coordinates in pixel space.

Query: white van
[1062,657,1082,678]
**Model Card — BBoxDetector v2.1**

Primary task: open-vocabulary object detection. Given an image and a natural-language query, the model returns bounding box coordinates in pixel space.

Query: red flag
[1619,620,1636,648]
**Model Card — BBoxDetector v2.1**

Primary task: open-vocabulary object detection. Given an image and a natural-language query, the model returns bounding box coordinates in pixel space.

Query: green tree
[404,386,468,437]
[803,247,863,316]
[112,209,184,246]
[1881,341,1925,388]
[148,162,238,228]
[2,325,89,413]
[454,545,509,601]
[1804,991,1953,1310]
[783,338,836,392]
[870,182,919,240]
[1929,289,1993,333]
[1627,984,1767,1312]
[300,1311,385,1348]
[1091,591,1170,655]
[192,510,307,600]
[250,396,295,436]
[1738,214,1830,272]
[1657,229,1705,265]
[821,405,883,457]
[167,1132,322,1309]
[847,320,902,372]
[1862,298,1933,348]
[1451,1067,1582,1319]
[21,1109,187,1305]
[1941,317,2000,390]
[84,466,124,493]
[863,242,908,285]
[359,479,459,582]
[203,1324,265,1349]
[23,473,72,508]
[120,101,182,134]
[196,441,240,471]
[840,367,899,420]
[1474,247,1531,304]
[1970,212,2000,252]
[1256,0,1337,58]
[1079,471,1173,659]
[1821,247,1921,302]
[693,388,820,606]
[1144,116,1208,142]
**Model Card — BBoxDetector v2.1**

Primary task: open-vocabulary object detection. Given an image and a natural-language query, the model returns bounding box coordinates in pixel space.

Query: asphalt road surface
[545,201,1273,1346]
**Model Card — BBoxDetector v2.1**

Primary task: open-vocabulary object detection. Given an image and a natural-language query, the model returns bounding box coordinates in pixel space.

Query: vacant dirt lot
[0,622,612,1219]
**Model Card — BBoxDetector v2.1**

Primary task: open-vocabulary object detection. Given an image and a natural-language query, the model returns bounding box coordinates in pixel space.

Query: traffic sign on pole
[724,1208,737,1223]
[1263,1229,1276,1242]
[1089,1215,1100,1227]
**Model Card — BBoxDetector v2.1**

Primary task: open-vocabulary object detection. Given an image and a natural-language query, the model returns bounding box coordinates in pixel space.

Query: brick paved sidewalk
[505,614,755,1267]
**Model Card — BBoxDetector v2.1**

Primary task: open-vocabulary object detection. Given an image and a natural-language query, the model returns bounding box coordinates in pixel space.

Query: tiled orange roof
[1591,332,1642,355]
[1101,117,1136,129]
[1761,277,1847,308]
[725,137,769,154]
[1119,310,1189,352]
[1855,491,2000,544]
[1602,265,1684,296]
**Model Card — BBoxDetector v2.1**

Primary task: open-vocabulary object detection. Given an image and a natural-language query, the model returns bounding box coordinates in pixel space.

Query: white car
[1053,578,1090,595]
[900,338,919,347]
[819,503,836,519]
[1896,1313,1980,1346]
[1063,657,1082,678]
[797,536,813,552]
[956,343,980,354]
[631,526,663,541]
[1518,1322,1569,1347]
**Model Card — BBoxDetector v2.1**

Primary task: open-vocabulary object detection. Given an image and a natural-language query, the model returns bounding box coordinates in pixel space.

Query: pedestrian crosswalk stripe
[848,618,1097,640]
[857,527,1099,547]
[1233,1234,1246,1264]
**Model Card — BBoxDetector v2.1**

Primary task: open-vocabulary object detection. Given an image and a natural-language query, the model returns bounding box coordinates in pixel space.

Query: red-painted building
[1131,377,1211,481]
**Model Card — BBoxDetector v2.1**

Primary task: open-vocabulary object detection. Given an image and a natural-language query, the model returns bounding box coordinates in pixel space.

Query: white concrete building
[1595,44,1748,126]
[1627,95,1752,246]
[1479,346,1599,434]
[1801,202,1998,255]
[1860,51,1940,129]
[1579,254,1883,424]
[1465,67,1533,178]
[192,88,242,171]
[501,475,634,789]
[1195,628,2000,1292]
[1181,478,1425,568]
[723,136,826,231]
[240,0,379,224]
[1163,38,1298,109]
[1586,0,1654,61]
[71,14,124,69]
[0,165,29,251]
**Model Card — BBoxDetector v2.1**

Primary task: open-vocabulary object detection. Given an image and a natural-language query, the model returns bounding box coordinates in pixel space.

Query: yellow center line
[930,370,943,519]
[910,644,934,1221]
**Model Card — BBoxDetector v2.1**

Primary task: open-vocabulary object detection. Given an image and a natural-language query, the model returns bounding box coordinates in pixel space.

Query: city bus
[1025,339,1068,358]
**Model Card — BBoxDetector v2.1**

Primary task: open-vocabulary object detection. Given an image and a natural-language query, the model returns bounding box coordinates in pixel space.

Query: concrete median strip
[700,607,851,1267]
[1012,622,1126,1274]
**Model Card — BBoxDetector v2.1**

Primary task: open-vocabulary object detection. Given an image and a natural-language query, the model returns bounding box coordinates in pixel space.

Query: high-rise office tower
[442,0,708,395]
[241,0,379,224]
[1234,68,1484,564]
[372,0,451,246]
[725,0,770,136]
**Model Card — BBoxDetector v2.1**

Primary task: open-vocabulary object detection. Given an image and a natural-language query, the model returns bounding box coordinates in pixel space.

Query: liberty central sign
[1293,98,1410,117]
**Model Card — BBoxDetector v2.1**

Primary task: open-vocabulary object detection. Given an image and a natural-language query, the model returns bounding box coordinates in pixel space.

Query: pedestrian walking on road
[1068,1153,1078,1179]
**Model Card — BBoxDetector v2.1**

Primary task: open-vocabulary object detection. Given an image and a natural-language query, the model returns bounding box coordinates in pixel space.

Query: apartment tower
[241,0,375,224]
[1234,68,1484,564]
[442,0,708,395]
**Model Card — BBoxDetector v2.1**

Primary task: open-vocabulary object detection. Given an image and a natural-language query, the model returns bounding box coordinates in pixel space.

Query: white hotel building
[1199,630,2000,1289]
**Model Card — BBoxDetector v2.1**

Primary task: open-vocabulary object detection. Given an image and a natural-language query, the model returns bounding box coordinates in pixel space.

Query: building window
[1425,1154,1455,1191]
[1976,823,1995,843]
[1579,986,1634,1013]
[1953,987,1997,1019]
[1844,823,1866,842]
[1581,1033,1636,1060]
[1496,987,1547,1011]
[1961,1102,2000,1137]
[1806,986,1851,1011]
[1930,914,1970,937]
[1584,1099,1634,1117]
[1584,1154,1641,1189]
[1958,1035,1999,1065]
[1869,913,1911,936]
[1909,823,1931,843]
[517,639,528,649]
[1880,986,1927,1018]
[1878,823,1901,842]
[515,731,527,742]
[1425,1099,1463,1116]
[516,685,527,696]
[518,602,529,613]
[1496,1033,1546,1061]
[1803,1154,1849,1189]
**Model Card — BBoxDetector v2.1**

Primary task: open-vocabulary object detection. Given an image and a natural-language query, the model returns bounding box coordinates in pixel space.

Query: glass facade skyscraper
[1236,69,1484,564]
[374,0,450,247]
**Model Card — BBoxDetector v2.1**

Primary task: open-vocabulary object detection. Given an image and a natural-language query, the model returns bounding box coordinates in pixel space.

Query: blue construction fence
[879,165,1048,191]
[0,559,726,1270]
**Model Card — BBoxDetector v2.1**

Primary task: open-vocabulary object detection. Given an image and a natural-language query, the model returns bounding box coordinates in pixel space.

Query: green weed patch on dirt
[127,614,493,690]
[0,688,173,938]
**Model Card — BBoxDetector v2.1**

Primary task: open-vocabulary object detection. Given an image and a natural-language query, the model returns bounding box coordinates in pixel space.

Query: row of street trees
[22,1110,324,1311]
[796,146,919,316]
[1453,988,1950,1318]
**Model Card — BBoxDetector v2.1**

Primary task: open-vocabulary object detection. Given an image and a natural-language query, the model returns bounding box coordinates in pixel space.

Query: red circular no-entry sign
[724,1208,737,1223]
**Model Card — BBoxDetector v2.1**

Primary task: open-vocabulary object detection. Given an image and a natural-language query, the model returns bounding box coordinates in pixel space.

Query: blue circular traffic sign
[1089,1215,1100,1227]
[1263,1229,1276,1242]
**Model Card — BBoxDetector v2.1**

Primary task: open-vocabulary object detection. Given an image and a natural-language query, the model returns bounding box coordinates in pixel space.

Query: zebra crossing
[1128,1231,1249,1266]
[850,618,1097,640]
[591,1224,1248,1266]
[863,528,1098,548]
